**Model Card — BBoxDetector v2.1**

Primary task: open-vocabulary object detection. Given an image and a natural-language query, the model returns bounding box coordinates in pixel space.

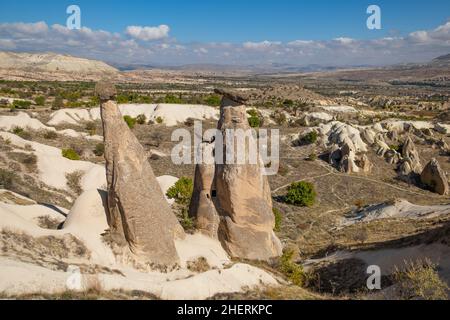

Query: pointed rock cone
[98,83,184,269]
[421,158,449,195]
[213,90,282,261]
[189,142,220,238]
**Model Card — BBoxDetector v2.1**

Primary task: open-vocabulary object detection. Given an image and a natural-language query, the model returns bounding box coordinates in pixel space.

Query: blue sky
[0,0,449,65]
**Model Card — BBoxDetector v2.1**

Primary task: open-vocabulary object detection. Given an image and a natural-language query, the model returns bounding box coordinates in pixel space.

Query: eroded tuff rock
[189,142,219,238]
[98,83,184,268]
[421,158,449,195]
[399,136,422,175]
[212,91,282,261]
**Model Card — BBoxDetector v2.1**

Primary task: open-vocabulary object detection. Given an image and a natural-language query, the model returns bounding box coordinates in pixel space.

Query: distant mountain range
[0,51,118,75]
[0,51,448,78]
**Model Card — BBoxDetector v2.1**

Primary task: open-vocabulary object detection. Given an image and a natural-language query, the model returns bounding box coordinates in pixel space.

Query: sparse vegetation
[273,208,282,232]
[66,171,83,195]
[393,259,449,300]
[93,143,105,157]
[136,114,147,125]
[123,115,136,129]
[285,181,316,207]
[166,177,193,206]
[43,130,58,139]
[187,257,211,273]
[298,131,318,146]
[62,148,81,161]
[279,248,306,286]
[156,116,164,124]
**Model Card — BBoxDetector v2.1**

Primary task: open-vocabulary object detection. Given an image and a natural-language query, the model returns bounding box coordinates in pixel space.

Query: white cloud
[0,21,449,66]
[125,25,170,41]
[243,40,281,50]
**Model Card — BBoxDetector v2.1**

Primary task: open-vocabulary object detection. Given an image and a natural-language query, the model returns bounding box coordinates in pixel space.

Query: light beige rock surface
[189,142,220,238]
[421,158,449,195]
[101,98,184,268]
[213,94,282,261]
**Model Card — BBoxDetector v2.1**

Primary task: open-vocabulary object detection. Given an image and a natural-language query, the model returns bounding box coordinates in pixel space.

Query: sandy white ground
[48,104,220,127]
[0,188,279,299]
[339,199,450,227]
[0,112,102,141]
[1,131,106,192]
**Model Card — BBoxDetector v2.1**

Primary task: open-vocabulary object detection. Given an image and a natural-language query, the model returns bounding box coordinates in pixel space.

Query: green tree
[166,177,194,206]
[285,181,316,207]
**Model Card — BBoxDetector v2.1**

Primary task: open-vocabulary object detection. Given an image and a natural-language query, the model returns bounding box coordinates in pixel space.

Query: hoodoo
[96,81,184,269]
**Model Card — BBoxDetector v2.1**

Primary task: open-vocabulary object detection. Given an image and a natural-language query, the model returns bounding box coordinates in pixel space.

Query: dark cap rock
[214,88,248,105]
[95,80,117,101]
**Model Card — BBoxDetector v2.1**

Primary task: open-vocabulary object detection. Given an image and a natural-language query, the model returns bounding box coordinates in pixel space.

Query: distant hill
[431,53,450,67]
[0,51,118,75]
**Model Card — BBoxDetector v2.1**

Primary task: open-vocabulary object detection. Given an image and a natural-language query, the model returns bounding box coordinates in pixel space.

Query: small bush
[66,171,83,195]
[12,126,24,135]
[166,177,193,206]
[187,257,211,273]
[52,96,64,110]
[280,248,306,286]
[156,116,163,124]
[85,122,97,135]
[136,114,147,125]
[0,169,15,189]
[247,109,262,128]
[285,181,316,207]
[93,143,104,157]
[11,126,31,140]
[393,259,449,300]
[273,208,282,232]
[204,94,221,106]
[123,115,136,129]
[62,149,80,161]
[307,152,317,161]
[43,130,58,139]
[248,115,261,128]
[12,100,32,109]
[34,96,46,106]
[299,131,318,145]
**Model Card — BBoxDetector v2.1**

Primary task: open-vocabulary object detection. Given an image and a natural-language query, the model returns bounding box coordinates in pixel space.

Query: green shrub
[299,131,318,145]
[285,181,316,207]
[11,126,31,140]
[248,115,261,128]
[166,177,193,206]
[123,115,136,129]
[136,114,147,125]
[280,248,306,286]
[12,126,24,135]
[273,208,282,232]
[93,143,104,157]
[307,152,317,161]
[116,94,129,104]
[204,94,221,106]
[156,116,163,124]
[34,96,46,106]
[52,96,64,110]
[12,100,32,109]
[164,94,183,104]
[62,148,80,161]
